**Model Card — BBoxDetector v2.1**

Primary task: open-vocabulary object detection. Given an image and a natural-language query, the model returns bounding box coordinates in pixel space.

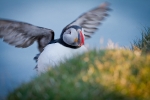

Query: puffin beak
[79,31,84,46]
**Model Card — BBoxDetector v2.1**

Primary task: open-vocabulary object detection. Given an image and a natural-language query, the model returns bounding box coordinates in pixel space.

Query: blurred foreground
[7,49,150,100]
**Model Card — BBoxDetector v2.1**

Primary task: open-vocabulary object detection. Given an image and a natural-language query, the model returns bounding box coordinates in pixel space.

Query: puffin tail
[33,53,40,62]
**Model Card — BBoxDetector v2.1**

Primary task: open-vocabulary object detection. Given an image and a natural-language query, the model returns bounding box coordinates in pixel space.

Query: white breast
[37,43,87,73]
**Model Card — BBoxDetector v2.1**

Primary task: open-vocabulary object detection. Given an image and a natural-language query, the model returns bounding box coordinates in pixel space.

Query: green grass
[7,49,150,100]
[132,27,150,53]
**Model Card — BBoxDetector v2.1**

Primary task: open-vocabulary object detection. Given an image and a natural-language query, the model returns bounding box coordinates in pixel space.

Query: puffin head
[61,25,85,47]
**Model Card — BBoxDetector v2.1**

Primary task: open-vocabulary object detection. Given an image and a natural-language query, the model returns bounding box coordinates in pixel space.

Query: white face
[63,28,85,46]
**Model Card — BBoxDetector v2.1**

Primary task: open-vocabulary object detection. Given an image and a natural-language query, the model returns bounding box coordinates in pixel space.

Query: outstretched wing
[0,19,54,52]
[63,2,110,38]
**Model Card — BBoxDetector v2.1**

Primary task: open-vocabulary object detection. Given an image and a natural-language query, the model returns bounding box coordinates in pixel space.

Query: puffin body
[37,25,86,73]
[38,43,87,73]
[0,2,110,73]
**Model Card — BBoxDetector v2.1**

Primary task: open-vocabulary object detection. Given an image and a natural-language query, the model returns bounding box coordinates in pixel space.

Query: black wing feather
[63,2,111,39]
[0,19,54,52]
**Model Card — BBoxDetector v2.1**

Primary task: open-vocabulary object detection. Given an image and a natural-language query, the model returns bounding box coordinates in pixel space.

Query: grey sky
[0,0,150,99]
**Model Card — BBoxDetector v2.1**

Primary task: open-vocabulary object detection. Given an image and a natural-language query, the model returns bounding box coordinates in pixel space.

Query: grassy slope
[8,49,150,100]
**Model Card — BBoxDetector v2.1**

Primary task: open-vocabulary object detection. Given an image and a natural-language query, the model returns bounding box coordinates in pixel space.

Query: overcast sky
[0,0,150,98]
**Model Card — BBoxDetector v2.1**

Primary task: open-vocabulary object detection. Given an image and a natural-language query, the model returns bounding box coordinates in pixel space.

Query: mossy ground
[7,49,150,100]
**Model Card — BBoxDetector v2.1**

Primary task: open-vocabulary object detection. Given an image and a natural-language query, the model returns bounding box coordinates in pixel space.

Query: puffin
[0,2,110,73]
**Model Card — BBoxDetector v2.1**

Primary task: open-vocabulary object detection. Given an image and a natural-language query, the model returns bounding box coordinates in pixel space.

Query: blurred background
[0,0,150,99]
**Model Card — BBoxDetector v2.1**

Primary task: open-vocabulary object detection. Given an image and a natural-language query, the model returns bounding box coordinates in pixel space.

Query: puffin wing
[0,19,54,52]
[64,2,110,38]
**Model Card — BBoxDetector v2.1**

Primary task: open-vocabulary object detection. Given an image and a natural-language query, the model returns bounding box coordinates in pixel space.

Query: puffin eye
[69,30,71,34]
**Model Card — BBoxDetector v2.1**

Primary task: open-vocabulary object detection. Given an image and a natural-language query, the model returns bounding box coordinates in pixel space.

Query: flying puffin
[0,2,110,73]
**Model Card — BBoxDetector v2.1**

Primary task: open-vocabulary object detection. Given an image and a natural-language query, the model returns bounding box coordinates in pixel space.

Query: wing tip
[99,2,112,12]
[100,2,110,7]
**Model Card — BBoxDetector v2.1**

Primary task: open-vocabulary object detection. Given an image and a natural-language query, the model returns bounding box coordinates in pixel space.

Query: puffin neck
[49,38,81,49]
[58,38,81,49]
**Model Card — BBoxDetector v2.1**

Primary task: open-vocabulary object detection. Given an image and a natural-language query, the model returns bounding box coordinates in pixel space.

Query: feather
[63,2,110,39]
[0,19,54,52]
